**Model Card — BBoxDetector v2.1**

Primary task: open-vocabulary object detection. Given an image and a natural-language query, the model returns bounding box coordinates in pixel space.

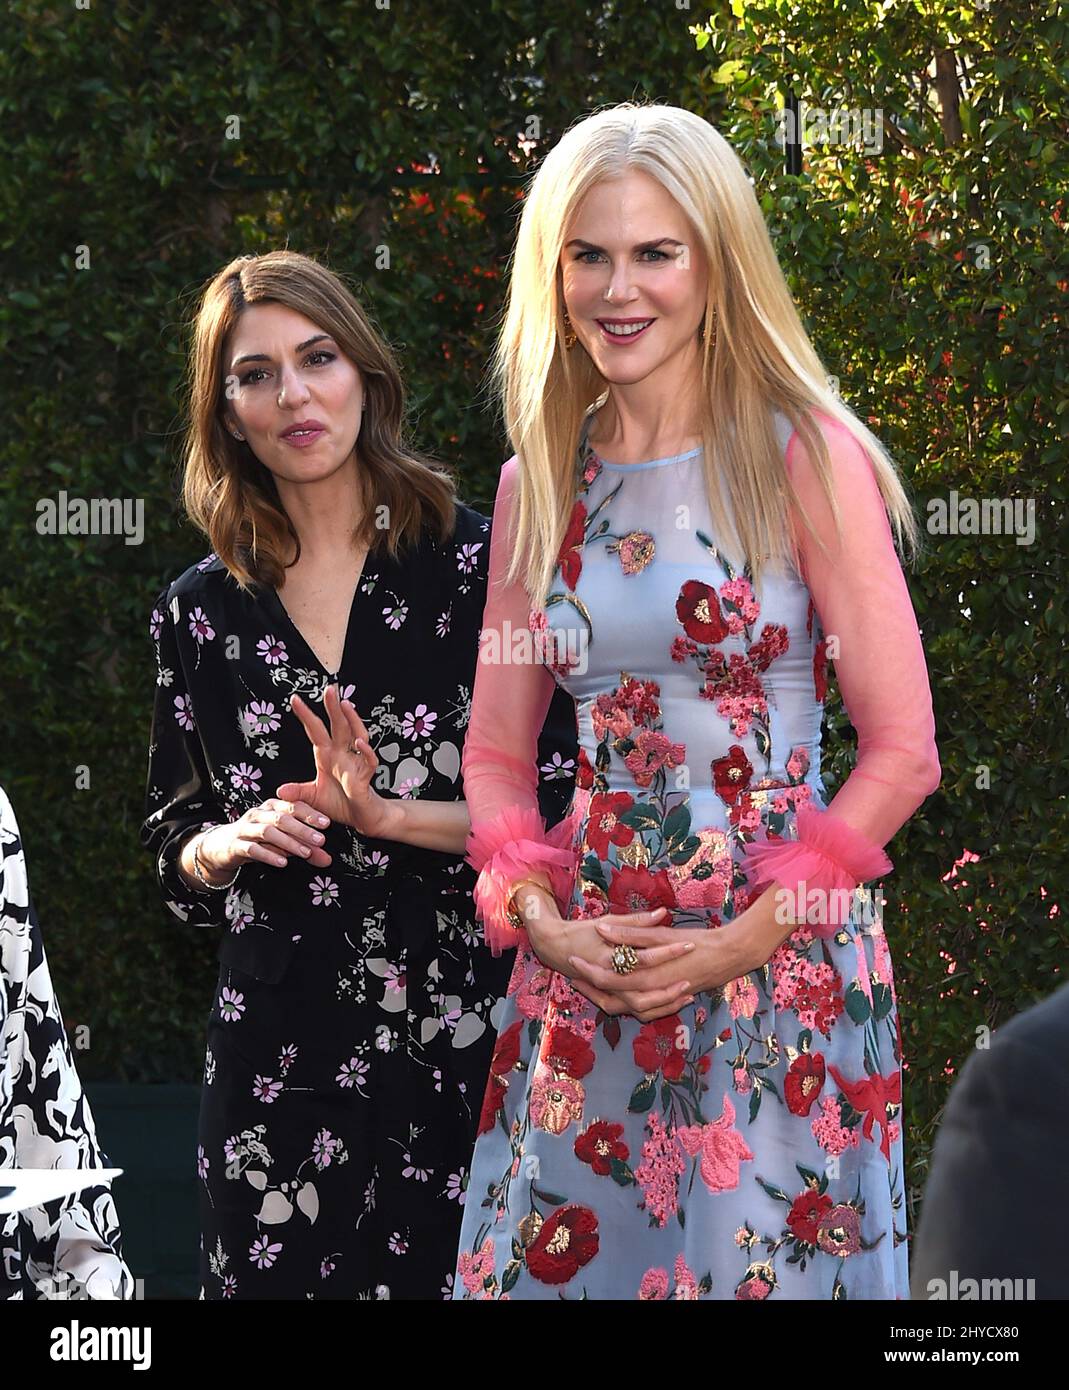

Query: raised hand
[275,684,400,840]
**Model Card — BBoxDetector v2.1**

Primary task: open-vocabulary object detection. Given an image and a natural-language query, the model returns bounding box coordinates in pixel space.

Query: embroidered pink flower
[622,729,687,787]
[668,827,731,910]
[719,577,760,631]
[672,1253,701,1300]
[634,1111,686,1227]
[735,1267,775,1299]
[675,1094,755,1193]
[515,963,553,1020]
[638,1267,670,1300]
[810,1094,861,1156]
[724,974,759,1020]
[612,530,656,575]
[817,1204,862,1257]
[530,1072,585,1135]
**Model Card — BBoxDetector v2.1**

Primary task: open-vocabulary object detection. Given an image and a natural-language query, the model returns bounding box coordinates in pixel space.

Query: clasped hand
[523,893,759,1023]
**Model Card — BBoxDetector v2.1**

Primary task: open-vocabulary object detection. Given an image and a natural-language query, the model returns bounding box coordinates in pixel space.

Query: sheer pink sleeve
[741,411,941,934]
[463,455,581,954]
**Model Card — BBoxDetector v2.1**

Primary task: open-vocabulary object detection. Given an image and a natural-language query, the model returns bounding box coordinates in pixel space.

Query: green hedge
[1,0,1064,1238]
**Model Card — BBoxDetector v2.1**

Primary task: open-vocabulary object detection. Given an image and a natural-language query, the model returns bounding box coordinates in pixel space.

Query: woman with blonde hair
[140,250,575,1299]
[453,102,940,1300]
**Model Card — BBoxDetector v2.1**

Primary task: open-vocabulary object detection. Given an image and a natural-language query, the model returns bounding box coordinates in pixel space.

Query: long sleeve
[462,457,581,954]
[140,585,238,928]
[741,411,941,933]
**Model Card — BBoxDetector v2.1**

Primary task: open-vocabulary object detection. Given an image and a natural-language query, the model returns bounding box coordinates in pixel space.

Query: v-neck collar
[258,552,380,682]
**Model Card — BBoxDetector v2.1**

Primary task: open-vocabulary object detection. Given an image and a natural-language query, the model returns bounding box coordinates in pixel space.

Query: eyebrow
[564,237,686,253]
[230,334,335,369]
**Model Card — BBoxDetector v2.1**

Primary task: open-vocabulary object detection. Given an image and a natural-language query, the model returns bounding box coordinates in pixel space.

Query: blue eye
[573,249,670,264]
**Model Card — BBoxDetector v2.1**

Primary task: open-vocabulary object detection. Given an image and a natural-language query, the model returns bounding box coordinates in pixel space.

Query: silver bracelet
[190,829,239,892]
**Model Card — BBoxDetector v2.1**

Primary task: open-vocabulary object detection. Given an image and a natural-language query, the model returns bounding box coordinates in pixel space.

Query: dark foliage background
[1,0,1064,1237]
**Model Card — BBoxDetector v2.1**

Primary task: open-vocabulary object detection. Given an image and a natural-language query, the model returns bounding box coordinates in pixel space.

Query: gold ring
[611,944,639,976]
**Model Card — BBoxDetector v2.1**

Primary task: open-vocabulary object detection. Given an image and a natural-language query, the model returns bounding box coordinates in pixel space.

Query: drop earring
[562,309,577,351]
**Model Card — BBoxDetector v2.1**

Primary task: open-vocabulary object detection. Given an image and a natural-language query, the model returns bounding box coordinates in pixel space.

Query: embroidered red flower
[586,790,636,858]
[575,1120,629,1175]
[576,746,594,790]
[785,1051,827,1116]
[541,1024,595,1080]
[525,1204,600,1284]
[787,1189,834,1245]
[746,622,789,672]
[607,864,676,919]
[712,745,753,806]
[476,1019,523,1136]
[813,636,829,703]
[557,500,588,590]
[676,580,728,644]
[633,1015,687,1081]
[828,1065,902,1163]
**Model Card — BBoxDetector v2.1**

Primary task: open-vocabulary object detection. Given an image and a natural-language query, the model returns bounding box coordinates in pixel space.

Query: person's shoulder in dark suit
[910,978,1069,1300]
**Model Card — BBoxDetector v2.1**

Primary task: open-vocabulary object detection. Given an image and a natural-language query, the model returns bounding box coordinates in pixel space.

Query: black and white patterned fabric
[0,785,134,1300]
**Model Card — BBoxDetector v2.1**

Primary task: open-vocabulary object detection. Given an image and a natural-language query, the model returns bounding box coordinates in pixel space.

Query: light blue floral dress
[453,413,913,1300]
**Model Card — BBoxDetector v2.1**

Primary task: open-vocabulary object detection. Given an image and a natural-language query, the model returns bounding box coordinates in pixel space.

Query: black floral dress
[140,501,577,1300]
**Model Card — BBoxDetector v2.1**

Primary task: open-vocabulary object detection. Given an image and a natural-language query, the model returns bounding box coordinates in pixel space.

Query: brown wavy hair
[180,249,459,591]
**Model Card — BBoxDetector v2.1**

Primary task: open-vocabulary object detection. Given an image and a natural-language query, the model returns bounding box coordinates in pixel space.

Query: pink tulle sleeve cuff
[466,803,582,955]
[740,804,893,938]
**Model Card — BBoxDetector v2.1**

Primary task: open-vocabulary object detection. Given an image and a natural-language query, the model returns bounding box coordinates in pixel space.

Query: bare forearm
[378,797,472,855]
[736,882,803,970]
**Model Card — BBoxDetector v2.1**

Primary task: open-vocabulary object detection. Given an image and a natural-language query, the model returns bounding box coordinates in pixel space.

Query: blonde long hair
[180,249,458,591]
[490,102,921,608]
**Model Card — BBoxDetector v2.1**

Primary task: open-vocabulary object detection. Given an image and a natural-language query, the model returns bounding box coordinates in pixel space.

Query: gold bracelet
[505,877,553,931]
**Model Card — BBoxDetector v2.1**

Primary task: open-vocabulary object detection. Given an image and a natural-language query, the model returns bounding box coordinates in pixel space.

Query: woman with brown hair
[140,250,576,1299]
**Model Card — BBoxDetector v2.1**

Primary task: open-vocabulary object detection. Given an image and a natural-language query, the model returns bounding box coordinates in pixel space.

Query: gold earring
[562,309,577,351]
[698,308,718,349]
